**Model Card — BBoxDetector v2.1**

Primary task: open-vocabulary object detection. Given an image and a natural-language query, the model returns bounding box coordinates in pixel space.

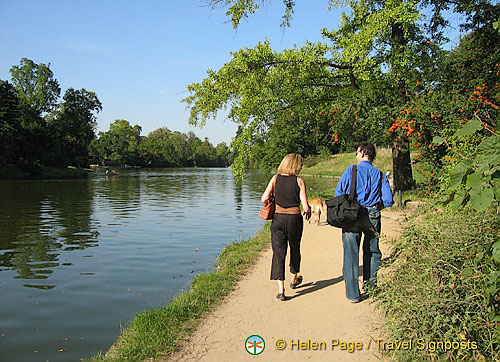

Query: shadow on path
[289,275,344,299]
[289,257,392,300]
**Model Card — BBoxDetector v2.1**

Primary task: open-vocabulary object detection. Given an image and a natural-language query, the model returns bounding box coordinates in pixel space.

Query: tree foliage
[2,58,232,175]
[190,0,419,187]
[9,58,61,114]
[195,0,498,190]
[183,40,355,178]
[50,88,102,166]
[90,123,233,168]
[0,81,22,168]
[0,59,103,173]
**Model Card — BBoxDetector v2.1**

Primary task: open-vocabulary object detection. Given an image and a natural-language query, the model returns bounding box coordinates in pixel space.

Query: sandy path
[160,209,403,362]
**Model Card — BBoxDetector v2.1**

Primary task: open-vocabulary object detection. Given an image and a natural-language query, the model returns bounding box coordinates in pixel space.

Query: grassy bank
[302,147,393,178]
[374,203,500,361]
[90,224,271,361]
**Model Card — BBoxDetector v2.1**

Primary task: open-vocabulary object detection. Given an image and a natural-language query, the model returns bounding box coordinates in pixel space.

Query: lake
[0,168,336,361]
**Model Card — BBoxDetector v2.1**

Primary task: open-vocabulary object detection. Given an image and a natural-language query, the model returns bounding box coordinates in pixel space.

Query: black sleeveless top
[275,174,300,208]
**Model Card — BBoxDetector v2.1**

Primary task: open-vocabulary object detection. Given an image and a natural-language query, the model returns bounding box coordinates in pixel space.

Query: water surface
[0,168,335,361]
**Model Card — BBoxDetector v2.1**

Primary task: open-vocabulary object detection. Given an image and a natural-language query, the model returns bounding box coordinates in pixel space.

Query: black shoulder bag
[326,165,360,229]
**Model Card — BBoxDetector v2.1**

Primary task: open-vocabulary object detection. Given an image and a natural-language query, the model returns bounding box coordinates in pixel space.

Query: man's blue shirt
[335,161,394,208]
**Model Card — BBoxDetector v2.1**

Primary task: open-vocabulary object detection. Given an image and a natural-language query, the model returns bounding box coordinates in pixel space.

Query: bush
[375,203,500,361]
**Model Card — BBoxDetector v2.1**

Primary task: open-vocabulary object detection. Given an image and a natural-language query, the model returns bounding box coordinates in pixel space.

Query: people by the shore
[261,153,311,301]
[335,142,394,303]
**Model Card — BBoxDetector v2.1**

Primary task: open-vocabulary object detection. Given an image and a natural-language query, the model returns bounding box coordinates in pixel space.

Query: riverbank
[0,164,91,179]
[91,224,273,361]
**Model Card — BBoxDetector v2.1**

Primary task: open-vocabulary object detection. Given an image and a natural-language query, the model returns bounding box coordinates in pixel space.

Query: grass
[301,147,408,204]
[373,203,500,361]
[89,224,271,361]
[302,147,393,178]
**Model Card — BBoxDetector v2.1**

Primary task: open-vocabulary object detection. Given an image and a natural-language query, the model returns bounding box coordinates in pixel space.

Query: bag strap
[377,170,384,208]
[348,165,357,200]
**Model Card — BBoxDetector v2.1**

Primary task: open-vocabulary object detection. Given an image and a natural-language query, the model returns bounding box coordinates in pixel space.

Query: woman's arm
[261,174,278,203]
[297,177,311,217]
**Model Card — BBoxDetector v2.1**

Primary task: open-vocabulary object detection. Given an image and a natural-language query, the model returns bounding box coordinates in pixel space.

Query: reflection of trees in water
[139,168,236,209]
[0,169,296,289]
[96,172,141,218]
[234,181,243,211]
[0,179,98,287]
[245,170,273,196]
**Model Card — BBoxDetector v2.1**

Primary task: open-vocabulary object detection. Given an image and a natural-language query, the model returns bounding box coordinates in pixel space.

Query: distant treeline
[90,119,232,168]
[0,58,232,176]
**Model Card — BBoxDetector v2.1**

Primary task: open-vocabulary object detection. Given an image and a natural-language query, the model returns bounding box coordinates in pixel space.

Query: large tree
[50,88,102,166]
[9,58,60,114]
[188,0,496,189]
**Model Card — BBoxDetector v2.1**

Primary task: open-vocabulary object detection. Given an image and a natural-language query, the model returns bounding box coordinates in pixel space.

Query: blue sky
[1,1,467,145]
[0,0,349,145]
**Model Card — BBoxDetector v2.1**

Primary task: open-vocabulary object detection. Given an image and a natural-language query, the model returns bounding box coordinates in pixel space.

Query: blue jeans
[341,207,381,301]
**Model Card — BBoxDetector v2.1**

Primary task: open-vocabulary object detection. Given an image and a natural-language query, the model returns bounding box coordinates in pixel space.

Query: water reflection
[0,180,98,287]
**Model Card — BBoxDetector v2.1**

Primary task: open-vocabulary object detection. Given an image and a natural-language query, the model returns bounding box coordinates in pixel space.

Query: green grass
[302,147,403,203]
[302,147,393,178]
[373,204,500,361]
[89,224,271,361]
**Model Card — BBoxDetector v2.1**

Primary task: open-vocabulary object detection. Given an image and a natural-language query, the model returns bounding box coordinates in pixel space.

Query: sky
[0,1,466,145]
[0,0,351,145]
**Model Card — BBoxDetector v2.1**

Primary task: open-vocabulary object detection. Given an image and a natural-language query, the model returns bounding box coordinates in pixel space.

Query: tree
[215,142,232,166]
[0,80,22,168]
[193,138,217,167]
[50,88,102,166]
[192,0,497,189]
[90,119,142,165]
[140,127,177,166]
[9,58,60,114]
[170,131,192,166]
[184,40,355,178]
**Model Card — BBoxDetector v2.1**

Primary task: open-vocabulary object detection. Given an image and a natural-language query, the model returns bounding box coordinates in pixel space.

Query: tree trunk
[392,133,414,191]
[391,23,414,191]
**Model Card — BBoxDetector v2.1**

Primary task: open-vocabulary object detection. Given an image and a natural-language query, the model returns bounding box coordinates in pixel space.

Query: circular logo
[245,335,265,355]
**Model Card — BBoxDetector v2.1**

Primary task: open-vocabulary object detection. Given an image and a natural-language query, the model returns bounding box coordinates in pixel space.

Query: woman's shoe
[276,293,286,301]
[290,275,303,289]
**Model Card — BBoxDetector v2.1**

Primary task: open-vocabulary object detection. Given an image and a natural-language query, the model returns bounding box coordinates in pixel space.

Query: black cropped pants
[270,213,303,280]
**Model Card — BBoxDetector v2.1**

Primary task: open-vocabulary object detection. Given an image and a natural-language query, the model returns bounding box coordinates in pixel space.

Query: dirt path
[160,209,404,362]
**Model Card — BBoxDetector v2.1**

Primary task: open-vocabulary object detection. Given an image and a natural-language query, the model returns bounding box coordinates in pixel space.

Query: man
[335,142,394,303]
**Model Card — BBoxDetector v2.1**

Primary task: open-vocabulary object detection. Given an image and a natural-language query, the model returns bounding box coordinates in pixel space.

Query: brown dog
[307,198,325,225]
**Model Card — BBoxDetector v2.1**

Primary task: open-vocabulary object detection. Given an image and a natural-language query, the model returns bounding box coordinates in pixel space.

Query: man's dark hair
[358,142,376,162]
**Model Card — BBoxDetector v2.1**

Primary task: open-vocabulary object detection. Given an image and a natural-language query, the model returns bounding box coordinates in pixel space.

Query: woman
[261,153,311,301]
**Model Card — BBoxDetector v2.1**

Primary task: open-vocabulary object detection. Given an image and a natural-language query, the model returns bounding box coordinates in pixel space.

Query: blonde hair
[277,153,303,175]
